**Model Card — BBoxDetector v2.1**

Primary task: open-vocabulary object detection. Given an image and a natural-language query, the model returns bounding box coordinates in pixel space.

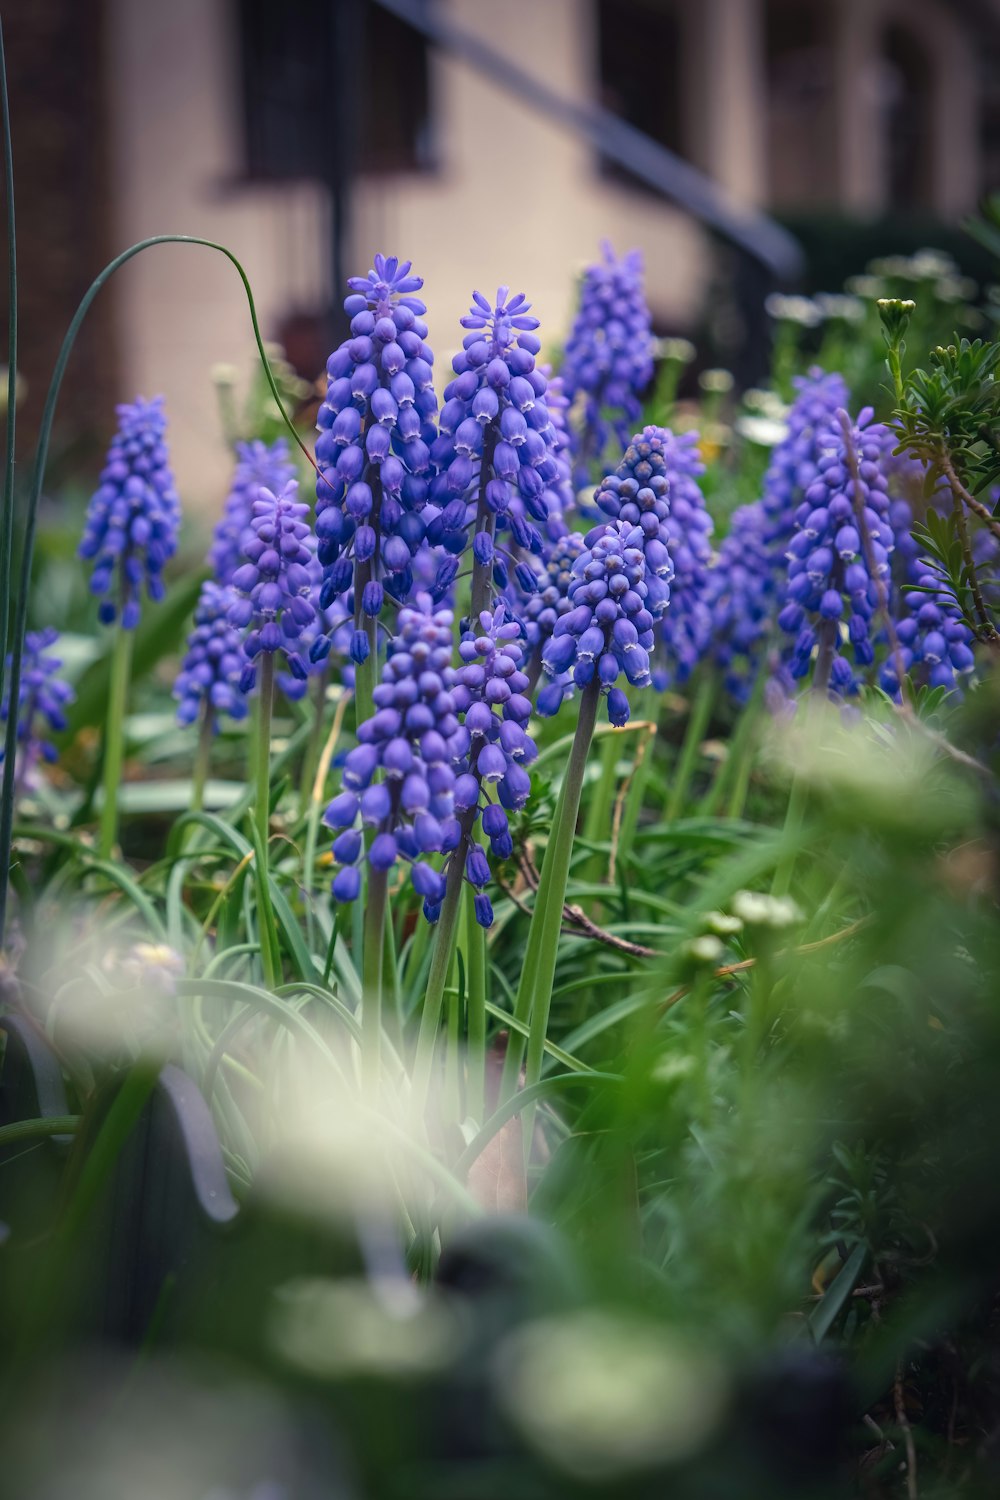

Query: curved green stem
[0,18,16,711]
[0,1114,79,1146]
[98,624,133,859]
[0,231,307,947]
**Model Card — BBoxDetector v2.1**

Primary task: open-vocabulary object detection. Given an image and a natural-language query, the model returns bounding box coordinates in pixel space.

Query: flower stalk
[500,677,601,1108]
[98,623,133,859]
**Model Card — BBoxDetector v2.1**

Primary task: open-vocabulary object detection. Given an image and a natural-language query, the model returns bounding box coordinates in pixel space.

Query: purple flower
[1,628,75,793]
[561,244,655,483]
[591,426,675,619]
[778,408,895,694]
[513,529,586,690]
[706,502,778,701]
[209,438,296,586]
[426,287,564,604]
[651,429,714,687]
[760,369,850,560]
[539,519,655,724]
[313,255,437,644]
[228,480,317,692]
[882,498,977,697]
[174,581,249,726]
[78,396,181,629]
[324,593,459,910]
[445,602,537,923]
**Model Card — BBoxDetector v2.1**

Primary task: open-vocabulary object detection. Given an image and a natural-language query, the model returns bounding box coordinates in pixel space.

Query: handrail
[370,0,803,280]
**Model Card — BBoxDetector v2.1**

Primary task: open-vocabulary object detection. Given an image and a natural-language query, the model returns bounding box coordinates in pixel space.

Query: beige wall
[104,0,708,511]
[105,0,985,512]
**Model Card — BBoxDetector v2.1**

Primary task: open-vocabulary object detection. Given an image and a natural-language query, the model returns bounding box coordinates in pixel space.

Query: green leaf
[809,1243,867,1342]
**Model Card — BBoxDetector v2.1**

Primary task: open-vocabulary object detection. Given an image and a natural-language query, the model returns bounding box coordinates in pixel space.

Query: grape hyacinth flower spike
[323,593,460,1081]
[0,628,75,801]
[778,407,895,697]
[561,243,655,484]
[513,528,586,703]
[229,479,317,868]
[760,369,850,562]
[313,254,438,718]
[411,600,537,1108]
[78,395,180,857]
[706,501,778,702]
[209,437,296,586]
[79,395,181,630]
[427,286,564,624]
[539,519,658,726]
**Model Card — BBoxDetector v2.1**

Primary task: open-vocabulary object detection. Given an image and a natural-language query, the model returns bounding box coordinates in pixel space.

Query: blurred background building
[3,0,1000,503]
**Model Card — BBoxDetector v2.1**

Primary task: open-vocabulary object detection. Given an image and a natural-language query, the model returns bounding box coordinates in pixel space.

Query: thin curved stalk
[0,17,16,709]
[98,623,133,859]
[0,231,307,947]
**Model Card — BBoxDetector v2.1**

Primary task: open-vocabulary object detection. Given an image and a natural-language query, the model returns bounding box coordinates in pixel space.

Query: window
[880,24,933,211]
[239,0,434,182]
[764,0,838,209]
[596,0,686,186]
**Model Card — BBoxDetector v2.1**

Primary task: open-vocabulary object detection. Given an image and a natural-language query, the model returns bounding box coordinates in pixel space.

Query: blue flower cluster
[314,255,437,659]
[591,426,675,618]
[324,594,459,906]
[79,396,181,628]
[514,529,586,701]
[228,481,317,692]
[760,370,850,558]
[706,502,777,700]
[879,496,976,696]
[174,581,249,726]
[209,438,296,586]
[653,429,714,686]
[427,288,562,600]
[448,603,537,927]
[778,408,895,694]
[561,244,655,482]
[540,519,657,725]
[885,561,977,695]
[1,628,75,790]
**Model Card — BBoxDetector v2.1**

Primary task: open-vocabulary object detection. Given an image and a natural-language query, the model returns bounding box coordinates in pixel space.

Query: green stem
[501,679,601,1107]
[700,666,766,816]
[0,18,17,713]
[465,883,487,1122]
[470,427,499,626]
[254,653,274,852]
[812,618,838,698]
[771,773,807,899]
[615,691,656,862]
[0,1114,79,1146]
[98,624,134,859]
[411,839,467,1113]
[725,723,756,820]
[582,730,619,877]
[362,865,388,1092]
[665,674,715,821]
[191,702,214,815]
[297,669,329,819]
